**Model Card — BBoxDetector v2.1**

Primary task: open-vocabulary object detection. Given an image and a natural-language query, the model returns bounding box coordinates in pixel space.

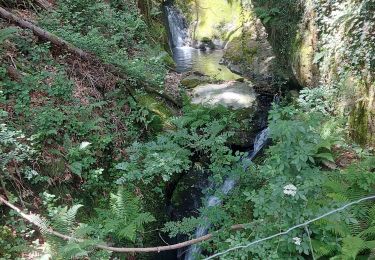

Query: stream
[163,4,271,260]
[164,4,240,81]
[172,47,240,81]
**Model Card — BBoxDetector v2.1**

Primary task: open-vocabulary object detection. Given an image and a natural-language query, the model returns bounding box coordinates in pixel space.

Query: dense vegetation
[0,0,374,259]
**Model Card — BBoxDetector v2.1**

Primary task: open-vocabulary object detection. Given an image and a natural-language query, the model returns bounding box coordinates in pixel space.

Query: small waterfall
[164,5,189,48]
[185,128,269,260]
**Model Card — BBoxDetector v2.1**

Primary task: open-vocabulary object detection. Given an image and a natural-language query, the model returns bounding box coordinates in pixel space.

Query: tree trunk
[0,7,181,107]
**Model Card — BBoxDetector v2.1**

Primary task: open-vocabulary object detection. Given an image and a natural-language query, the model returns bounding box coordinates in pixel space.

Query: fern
[37,204,89,259]
[95,187,155,243]
[50,204,83,235]
[360,226,375,240]
[341,236,366,259]
[311,239,337,259]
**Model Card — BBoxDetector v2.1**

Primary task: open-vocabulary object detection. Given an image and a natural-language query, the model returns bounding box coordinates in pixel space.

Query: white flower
[283,184,297,196]
[293,237,302,246]
[79,141,91,149]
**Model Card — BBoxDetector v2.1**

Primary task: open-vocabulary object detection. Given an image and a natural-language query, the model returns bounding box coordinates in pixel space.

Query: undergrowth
[0,0,374,259]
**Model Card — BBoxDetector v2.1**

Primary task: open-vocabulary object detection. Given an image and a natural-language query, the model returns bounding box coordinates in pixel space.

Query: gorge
[0,0,373,259]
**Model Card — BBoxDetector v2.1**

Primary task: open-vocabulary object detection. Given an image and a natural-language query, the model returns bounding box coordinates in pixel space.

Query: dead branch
[0,6,181,107]
[0,196,245,253]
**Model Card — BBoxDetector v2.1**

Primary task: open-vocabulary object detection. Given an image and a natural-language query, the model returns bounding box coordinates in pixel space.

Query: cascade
[163,3,239,79]
[164,5,189,48]
[184,128,269,260]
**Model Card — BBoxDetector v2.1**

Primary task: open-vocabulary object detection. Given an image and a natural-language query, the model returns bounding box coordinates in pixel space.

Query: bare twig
[0,196,245,253]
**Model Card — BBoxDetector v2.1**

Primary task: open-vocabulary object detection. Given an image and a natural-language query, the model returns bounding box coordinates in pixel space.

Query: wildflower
[283,184,297,196]
[293,237,302,246]
[80,141,91,149]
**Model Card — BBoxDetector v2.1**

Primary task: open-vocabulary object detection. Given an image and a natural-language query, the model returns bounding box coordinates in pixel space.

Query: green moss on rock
[137,94,175,131]
[180,74,212,89]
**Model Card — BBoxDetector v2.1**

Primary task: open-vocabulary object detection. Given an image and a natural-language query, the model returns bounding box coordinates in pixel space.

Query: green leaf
[315,152,335,162]
[70,162,82,177]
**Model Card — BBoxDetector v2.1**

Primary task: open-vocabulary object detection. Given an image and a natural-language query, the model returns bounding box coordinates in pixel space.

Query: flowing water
[164,4,240,81]
[163,4,269,259]
[172,47,240,81]
[184,128,269,260]
[164,5,189,48]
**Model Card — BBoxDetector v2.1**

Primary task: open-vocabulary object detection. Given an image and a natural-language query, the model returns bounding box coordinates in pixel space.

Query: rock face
[250,0,374,146]
[222,18,276,86]
[175,0,248,48]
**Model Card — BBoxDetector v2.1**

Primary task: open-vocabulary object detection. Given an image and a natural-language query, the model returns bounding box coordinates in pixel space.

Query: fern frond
[367,205,375,224]
[327,192,349,203]
[316,219,351,237]
[29,213,50,234]
[134,212,155,227]
[110,188,140,219]
[64,204,83,230]
[348,222,363,236]
[59,242,88,259]
[311,239,337,258]
[324,179,348,194]
[359,226,375,240]
[118,222,137,241]
[364,240,375,250]
[51,204,82,235]
[346,190,370,201]
[96,187,155,244]
[341,236,365,259]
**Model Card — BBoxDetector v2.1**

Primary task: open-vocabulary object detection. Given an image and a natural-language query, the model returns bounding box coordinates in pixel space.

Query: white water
[164,5,240,81]
[185,128,269,260]
[165,5,189,48]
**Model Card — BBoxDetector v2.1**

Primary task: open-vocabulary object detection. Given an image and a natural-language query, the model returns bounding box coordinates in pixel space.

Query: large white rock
[191,81,257,109]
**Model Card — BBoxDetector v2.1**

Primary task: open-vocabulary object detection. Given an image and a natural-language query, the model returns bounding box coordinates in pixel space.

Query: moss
[180,74,212,88]
[137,94,175,131]
[162,54,176,68]
[349,81,375,147]
[349,102,369,146]
[223,30,257,65]
[177,0,250,42]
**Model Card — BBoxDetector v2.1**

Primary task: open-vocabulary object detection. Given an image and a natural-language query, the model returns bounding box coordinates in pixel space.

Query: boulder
[222,19,276,86]
[191,81,257,109]
[190,80,259,148]
[180,73,212,89]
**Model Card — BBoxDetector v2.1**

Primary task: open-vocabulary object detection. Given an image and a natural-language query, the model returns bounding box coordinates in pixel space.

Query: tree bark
[0,7,181,107]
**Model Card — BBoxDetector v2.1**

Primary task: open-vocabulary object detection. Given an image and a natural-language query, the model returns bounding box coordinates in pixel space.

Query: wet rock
[236,77,245,82]
[180,73,212,89]
[191,81,257,109]
[189,80,268,148]
[222,19,277,86]
[169,169,208,220]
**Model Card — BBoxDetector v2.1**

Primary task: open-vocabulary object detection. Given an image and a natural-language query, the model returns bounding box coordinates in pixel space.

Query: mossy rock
[163,54,176,68]
[137,94,175,131]
[176,0,249,42]
[222,20,276,83]
[180,74,212,89]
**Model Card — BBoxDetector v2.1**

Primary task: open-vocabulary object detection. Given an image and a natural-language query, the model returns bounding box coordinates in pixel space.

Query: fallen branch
[35,0,53,10]
[0,196,245,253]
[0,7,181,107]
